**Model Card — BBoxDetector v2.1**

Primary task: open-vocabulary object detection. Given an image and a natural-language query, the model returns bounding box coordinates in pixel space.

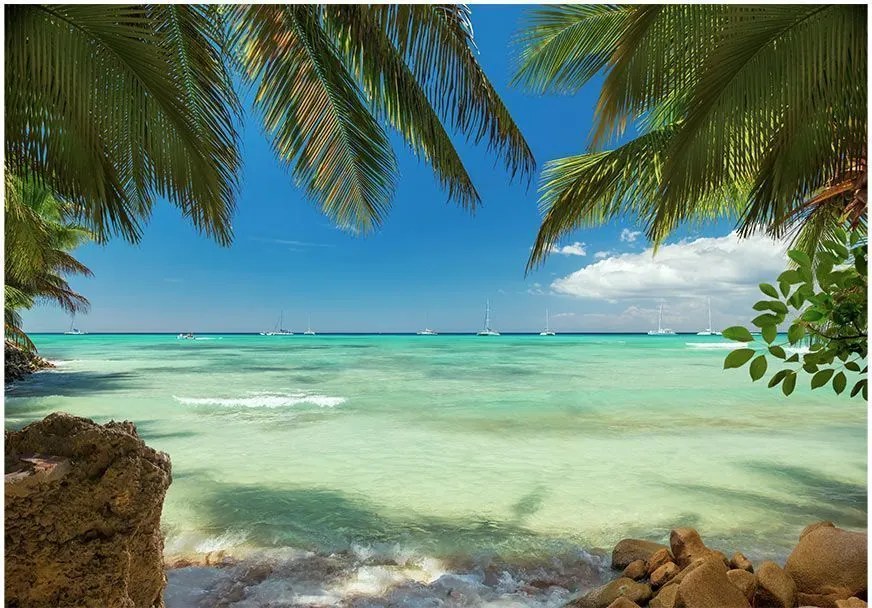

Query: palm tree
[5,173,92,351]
[6,5,534,245]
[514,5,866,269]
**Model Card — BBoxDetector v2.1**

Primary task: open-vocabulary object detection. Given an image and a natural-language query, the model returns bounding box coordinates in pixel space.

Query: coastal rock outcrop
[5,339,53,382]
[567,577,653,608]
[5,413,172,608]
[727,569,758,603]
[785,522,867,600]
[670,528,714,569]
[674,556,751,608]
[756,560,797,608]
[612,539,670,570]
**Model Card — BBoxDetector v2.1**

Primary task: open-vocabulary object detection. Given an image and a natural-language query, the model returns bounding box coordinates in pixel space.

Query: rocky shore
[5,340,53,382]
[570,525,867,608]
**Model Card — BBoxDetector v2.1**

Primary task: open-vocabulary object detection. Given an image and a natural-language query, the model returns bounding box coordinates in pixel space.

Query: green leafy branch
[722,227,867,398]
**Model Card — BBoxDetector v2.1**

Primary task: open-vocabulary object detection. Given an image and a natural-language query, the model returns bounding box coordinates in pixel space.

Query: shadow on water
[5,370,141,398]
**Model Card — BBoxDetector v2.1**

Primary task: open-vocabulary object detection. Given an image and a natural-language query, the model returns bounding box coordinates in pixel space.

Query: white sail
[647,303,676,335]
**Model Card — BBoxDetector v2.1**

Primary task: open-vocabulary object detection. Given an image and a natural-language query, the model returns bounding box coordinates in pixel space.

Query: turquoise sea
[6,333,866,606]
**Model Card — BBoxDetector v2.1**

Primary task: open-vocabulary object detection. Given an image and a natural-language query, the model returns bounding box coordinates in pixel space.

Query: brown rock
[623,559,648,581]
[756,560,797,608]
[785,523,867,598]
[798,590,858,608]
[800,521,836,540]
[670,528,714,569]
[566,577,654,608]
[730,552,754,573]
[650,584,679,608]
[5,413,172,608]
[669,555,728,588]
[612,539,670,570]
[727,569,758,603]
[835,599,868,608]
[651,563,680,588]
[647,548,675,575]
[674,556,751,608]
[606,599,641,608]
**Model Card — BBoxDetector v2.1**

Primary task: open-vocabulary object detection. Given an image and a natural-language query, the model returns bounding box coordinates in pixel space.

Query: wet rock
[670,528,714,569]
[730,552,754,573]
[647,548,675,575]
[5,413,172,608]
[612,539,669,570]
[785,522,867,599]
[4,340,53,382]
[727,569,758,603]
[566,577,653,608]
[675,556,752,608]
[623,560,648,581]
[756,560,797,608]
[651,562,680,588]
[650,584,679,608]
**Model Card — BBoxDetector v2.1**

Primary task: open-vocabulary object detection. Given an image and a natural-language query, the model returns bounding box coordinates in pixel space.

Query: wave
[172,391,346,408]
[685,342,751,350]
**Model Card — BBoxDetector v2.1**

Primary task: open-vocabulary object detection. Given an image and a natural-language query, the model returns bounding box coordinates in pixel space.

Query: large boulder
[647,548,675,575]
[730,552,754,573]
[727,569,758,604]
[566,577,654,608]
[606,599,642,608]
[612,539,669,570]
[670,528,715,569]
[5,413,172,608]
[651,563,680,588]
[674,556,751,608]
[756,560,796,608]
[650,584,679,608]
[785,522,867,598]
[623,560,648,581]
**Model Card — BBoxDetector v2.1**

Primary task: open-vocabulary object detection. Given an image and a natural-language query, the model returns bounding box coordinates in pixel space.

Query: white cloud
[549,241,587,256]
[526,282,546,295]
[594,250,612,259]
[620,228,643,243]
[552,312,576,319]
[551,232,788,301]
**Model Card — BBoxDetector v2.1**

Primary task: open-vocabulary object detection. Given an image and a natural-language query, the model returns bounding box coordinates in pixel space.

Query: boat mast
[707,297,712,333]
[658,304,663,333]
[484,299,491,331]
[545,308,550,332]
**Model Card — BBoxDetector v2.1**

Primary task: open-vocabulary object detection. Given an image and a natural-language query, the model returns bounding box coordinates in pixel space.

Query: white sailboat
[64,316,86,335]
[696,297,721,336]
[303,315,316,335]
[476,299,500,336]
[647,304,677,335]
[539,308,556,336]
[417,313,438,335]
[261,311,294,336]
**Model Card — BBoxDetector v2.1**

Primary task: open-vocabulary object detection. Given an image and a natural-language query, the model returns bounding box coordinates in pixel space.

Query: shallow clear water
[6,333,866,605]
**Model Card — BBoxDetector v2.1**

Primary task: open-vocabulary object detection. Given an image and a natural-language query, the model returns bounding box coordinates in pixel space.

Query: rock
[647,548,675,575]
[606,599,642,608]
[670,528,714,569]
[669,555,728,588]
[800,521,835,540]
[613,539,670,570]
[835,599,868,608]
[623,560,648,581]
[730,552,754,573]
[566,577,654,608]
[727,569,758,603]
[5,413,172,608]
[4,340,53,382]
[650,584,679,608]
[785,522,867,598]
[798,591,858,608]
[651,563,680,587]
[674,556,751,608]
[756,560,797,608]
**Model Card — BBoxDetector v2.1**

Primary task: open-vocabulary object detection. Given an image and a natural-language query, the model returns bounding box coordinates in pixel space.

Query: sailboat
[539,308,556,336]
[261,311,294,335]
[696,297,721,336]
[476,299,500,336]
[63,316,86,335]
[647,304,676,335]
[303,315,316,336]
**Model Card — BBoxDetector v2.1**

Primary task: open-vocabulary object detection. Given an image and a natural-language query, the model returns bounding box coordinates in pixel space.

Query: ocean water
[5,333,866,607]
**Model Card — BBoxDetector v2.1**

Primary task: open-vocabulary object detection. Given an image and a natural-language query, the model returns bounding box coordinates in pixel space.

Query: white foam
[172,392,346,408]
[685,342,752,349]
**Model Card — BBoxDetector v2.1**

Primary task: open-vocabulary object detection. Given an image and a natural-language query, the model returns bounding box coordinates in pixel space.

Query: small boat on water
[647,304,676,335]
[303,315,316,335]
[539,308,556,336]
[64,316,86,335]
[696,297,722,336]
[476,299,500,336]
[261,311,294,336]
[417,328,438,335]
[177,332,195,340]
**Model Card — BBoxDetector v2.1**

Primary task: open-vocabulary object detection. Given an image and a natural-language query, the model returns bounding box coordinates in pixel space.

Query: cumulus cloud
[594,250,612,259]
[549,241,587,256]
[620,228,642,243]
[551,232,788,301]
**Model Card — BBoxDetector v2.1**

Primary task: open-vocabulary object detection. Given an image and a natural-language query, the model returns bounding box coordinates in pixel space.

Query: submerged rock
[612,539,669,570]
[5,413,172,607]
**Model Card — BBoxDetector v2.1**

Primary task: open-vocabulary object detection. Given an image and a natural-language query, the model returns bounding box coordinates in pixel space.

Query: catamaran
[64,316,86,335]
[261,311,294,336]
[539,308,556,336]
[696,297,721,336]
[476,299,500,336]
[647,304,677,335]
[303,315,316,336]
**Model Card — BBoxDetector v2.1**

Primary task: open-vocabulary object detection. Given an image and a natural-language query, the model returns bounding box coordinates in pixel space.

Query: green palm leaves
[516,5,866,269]
[5,4,534,243]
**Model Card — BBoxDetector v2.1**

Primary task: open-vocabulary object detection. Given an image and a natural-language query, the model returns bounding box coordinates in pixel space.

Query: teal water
[5,333,866,605]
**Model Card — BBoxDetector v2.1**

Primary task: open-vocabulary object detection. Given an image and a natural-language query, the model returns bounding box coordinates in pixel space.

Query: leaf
[722,326,753,342]
[761,324,777,344]
[787,324,805,344]
[782,372,797,396]
[779,281,791,298]
[788,250,811,268]
[785,353,799,363]
[802,362,818,374]
[752,313,779,328]
[845,361,861,372]
[759,283,778,298]
[749,355,767,381]
[724,348,755,369]
[851,379,866,398]
[768,345,786,359]
[811,368,834,389]
[768,369,788,388]
[833,371,847,395]
[801,309,825,322]
[778,269,803,285]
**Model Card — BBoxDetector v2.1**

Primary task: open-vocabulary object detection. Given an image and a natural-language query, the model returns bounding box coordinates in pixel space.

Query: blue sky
[23,6,787,334]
